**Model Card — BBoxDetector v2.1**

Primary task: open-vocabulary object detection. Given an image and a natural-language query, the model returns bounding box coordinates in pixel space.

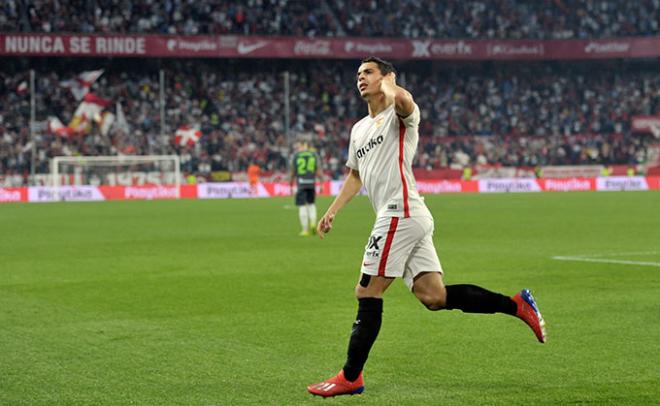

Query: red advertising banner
[2,33,660,60]
[648,176,660,190]
[0,187,27,203]
[416,180,477,193]
[99,185,197,200]
[539,178,596,192]
[1,177,658,203]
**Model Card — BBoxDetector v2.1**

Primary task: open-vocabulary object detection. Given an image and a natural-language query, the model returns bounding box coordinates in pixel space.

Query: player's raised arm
[317,169,362,239]
[380,72,414,118]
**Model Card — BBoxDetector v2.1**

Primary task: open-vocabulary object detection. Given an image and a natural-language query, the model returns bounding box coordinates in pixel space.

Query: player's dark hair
[361,56,396,75]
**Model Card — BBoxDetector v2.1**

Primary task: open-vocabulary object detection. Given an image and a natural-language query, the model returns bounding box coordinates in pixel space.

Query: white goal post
[50,155,181,198]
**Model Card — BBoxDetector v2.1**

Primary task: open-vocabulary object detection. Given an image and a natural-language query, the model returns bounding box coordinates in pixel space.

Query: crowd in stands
[1,58,658,185]
[1,0,340,37]
[2,0,659,39]
[331,0,660,39]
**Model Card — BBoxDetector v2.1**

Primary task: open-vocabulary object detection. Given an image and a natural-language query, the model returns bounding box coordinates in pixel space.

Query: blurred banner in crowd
[632,116,660,137]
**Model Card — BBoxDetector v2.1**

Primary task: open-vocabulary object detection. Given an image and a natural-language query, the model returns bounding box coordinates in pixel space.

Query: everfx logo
[412,40,431,57]
[368,235,382,250]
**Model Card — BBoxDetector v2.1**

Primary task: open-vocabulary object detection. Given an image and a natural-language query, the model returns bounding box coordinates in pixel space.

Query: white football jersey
[347,103,431,218]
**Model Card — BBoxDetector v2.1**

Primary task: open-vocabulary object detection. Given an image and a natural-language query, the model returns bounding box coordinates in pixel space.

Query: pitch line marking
[552,251,660,268]
[566,251,659,258]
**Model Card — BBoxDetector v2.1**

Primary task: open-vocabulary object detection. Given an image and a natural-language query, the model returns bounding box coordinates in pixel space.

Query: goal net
[50,155,181,198]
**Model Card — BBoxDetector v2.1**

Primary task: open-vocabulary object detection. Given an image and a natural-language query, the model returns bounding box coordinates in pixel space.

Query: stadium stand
[4,0,659,38]
[2,59,657,183]
[329,0,660,39]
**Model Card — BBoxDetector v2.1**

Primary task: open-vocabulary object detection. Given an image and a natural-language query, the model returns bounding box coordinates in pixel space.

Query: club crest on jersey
[356,135,384,159]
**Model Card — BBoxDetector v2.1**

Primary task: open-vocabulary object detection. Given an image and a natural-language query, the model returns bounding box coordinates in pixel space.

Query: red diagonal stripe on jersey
[398,119,410,217]
[378,217,399,276]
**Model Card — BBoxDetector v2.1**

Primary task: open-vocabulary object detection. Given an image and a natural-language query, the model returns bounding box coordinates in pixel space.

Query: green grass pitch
[1,192,659,405]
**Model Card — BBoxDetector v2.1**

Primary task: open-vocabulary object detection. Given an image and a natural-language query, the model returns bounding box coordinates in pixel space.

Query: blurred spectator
[4,0,340,37]
[3,0,658,39]
[1,58,658,185]
[331,0,660,39]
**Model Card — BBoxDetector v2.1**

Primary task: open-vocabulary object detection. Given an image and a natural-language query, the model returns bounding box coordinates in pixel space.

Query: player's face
[356,62,383,99]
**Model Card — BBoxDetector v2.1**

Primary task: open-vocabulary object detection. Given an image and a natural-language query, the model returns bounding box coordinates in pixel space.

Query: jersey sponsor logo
[355,135,384,159]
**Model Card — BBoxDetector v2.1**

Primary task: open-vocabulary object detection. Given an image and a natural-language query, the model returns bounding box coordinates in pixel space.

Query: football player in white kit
[307,57,547,398]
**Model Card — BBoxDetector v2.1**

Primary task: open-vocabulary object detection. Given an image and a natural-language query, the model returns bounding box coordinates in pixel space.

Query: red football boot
[307,370,365,397]
[512,289,547,343]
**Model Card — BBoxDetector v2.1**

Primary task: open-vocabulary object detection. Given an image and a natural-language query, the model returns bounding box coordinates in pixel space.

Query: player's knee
[355,283,375,299]
[354,274,385,299]
[420,289,447,311]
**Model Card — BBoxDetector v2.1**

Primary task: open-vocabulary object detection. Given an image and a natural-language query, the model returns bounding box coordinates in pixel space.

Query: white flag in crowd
[175,125,202,146]
[60,69,104,100]
[115,101,130,134]
[651,125,660,139]
[16,81,28,95]
[99,112,115,136]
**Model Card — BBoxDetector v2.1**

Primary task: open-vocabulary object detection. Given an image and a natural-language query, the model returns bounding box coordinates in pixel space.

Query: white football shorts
[360,215,443,290]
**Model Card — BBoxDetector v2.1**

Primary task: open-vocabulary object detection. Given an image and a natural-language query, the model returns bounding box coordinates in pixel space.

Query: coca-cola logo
[344,41,393,54]
[411,40,472,57]
[294,40,331,56]
[488,43,544,56]
[584,42,630,54]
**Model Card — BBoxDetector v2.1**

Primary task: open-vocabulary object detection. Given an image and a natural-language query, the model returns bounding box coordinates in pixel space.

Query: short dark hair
[361,56,396,75]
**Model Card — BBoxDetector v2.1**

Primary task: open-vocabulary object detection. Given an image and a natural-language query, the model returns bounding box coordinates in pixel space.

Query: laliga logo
[345,41,355,52]
[167,39,177,51]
